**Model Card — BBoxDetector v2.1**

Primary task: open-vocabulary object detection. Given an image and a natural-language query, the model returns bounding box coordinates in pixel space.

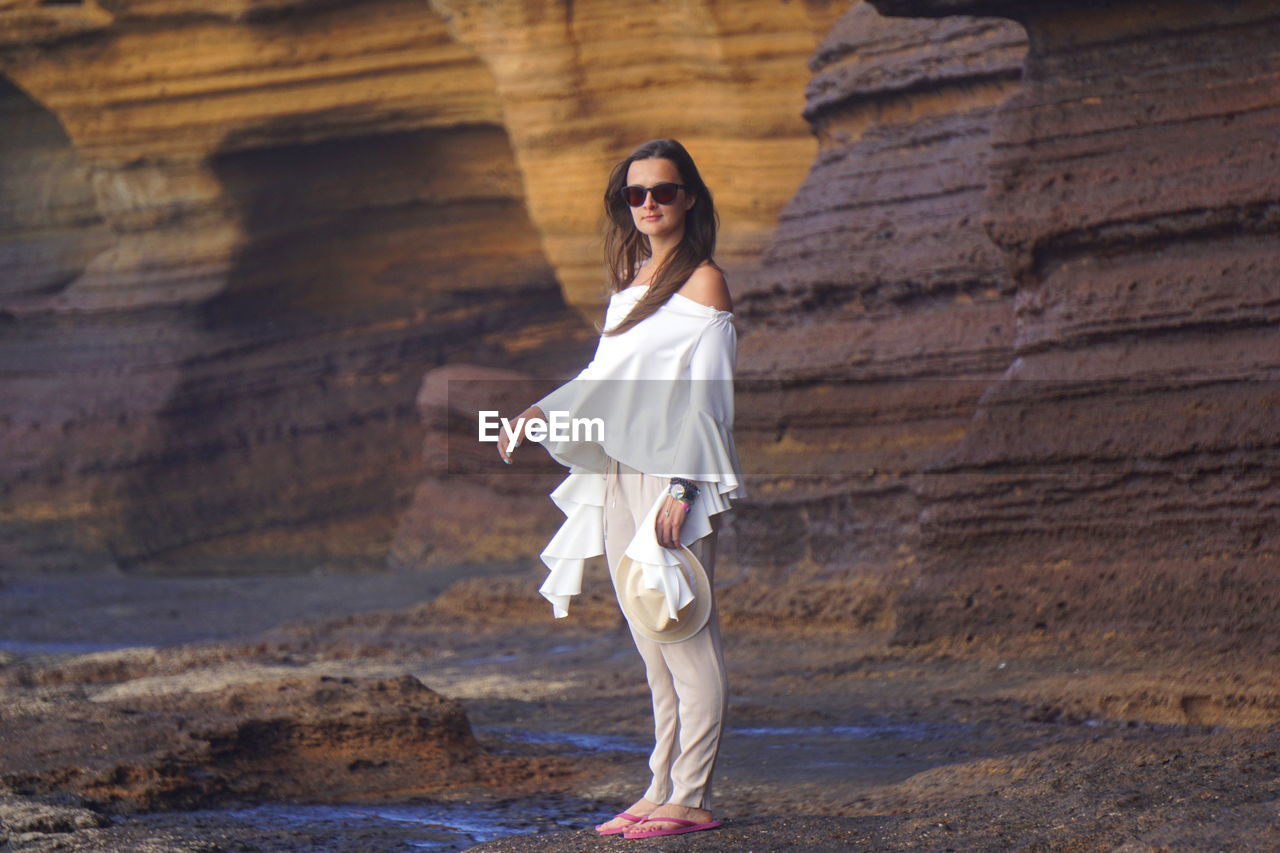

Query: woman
[498,138,744,839]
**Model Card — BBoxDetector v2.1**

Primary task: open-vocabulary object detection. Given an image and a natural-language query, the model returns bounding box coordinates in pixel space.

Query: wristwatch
[668,478,700,503]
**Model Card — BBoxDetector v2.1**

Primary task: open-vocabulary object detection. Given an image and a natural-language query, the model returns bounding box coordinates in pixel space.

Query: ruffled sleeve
[537,470,605,618]
[530,334,605,619]
[530,298,746,620]
[666,314,746,504]
[620,489,699,619]
[617,314,746,620]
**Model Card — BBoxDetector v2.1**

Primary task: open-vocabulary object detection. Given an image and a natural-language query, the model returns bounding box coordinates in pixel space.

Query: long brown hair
[600,139,722,336]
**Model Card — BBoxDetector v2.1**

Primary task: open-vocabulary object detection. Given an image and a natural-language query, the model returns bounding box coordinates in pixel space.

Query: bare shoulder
[677,263,733,312]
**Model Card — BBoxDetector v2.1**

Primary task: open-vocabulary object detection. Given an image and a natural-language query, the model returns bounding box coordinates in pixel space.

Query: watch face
[670,483,689,500]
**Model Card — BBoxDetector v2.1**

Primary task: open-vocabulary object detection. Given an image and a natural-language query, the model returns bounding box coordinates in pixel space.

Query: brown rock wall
[0,0,849,576]
[0,0,584,573]
[367,0,855,570]
[878,0,1280,643]
[391,365,581,570]
[731,3,1025,582]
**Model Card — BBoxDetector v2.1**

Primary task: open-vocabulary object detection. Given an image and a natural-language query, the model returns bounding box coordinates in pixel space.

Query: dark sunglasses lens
[622,186,646,206]
[651,183,680,204]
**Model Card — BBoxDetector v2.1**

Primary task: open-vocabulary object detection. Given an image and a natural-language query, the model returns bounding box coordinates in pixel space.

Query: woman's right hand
[497,405,546,464]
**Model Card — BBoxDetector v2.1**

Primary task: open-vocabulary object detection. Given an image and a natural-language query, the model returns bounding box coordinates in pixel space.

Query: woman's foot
[594,797,659,834]
[628,802,715,833]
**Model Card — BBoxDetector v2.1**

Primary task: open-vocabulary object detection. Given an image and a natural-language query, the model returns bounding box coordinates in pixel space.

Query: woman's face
[625,157,696,242]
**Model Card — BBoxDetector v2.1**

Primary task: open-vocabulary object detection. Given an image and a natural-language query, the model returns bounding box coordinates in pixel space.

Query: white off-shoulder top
[531,283,746,618]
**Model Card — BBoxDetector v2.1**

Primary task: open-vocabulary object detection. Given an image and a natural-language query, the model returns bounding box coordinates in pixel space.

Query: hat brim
[611,544,714,644]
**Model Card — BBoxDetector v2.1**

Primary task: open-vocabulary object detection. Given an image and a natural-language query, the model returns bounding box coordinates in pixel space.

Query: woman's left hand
[655,494,688,549]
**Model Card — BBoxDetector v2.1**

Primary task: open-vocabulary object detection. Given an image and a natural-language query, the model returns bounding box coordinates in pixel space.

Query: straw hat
[611,545,713,644]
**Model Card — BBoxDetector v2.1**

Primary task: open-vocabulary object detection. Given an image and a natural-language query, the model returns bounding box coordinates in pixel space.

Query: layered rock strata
[0,673,552,810]
[0,0,584,574]
[390,0,854,569]
[0,0,850,576]
[729,4,1025,595]
[430,0,848,315]
[865,0,1280,642]
[391,365,586,571]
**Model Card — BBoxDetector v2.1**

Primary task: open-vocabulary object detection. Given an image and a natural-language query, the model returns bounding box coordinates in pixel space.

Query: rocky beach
[3,0,1279,850]
[3,562,1279,851]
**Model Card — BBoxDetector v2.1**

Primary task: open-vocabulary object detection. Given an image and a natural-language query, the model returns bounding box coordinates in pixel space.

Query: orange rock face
[432,0,848,315]
[0,0,845,576]
[0,1,580,573]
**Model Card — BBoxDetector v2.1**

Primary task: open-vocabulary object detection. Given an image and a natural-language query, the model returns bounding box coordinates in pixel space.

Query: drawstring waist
[604,457,620,509]
[603,457,618,543]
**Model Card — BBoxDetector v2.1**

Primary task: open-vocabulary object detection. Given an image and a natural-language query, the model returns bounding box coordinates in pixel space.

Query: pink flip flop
[595,812,646,835]
[622,817,723,839]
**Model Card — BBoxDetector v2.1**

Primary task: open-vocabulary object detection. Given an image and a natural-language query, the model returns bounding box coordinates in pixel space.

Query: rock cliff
[863,0,1280,642]
[2,0,1277,652]
[724,4,1026,617]
[0,0,589,574]
[430,0,846,315]
[0,0,845,576]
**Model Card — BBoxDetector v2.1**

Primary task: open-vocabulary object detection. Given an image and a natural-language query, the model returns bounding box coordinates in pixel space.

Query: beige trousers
[603,457,728,810]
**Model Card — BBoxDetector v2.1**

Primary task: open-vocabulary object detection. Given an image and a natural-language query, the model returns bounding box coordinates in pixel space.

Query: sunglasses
[621,182,687,207]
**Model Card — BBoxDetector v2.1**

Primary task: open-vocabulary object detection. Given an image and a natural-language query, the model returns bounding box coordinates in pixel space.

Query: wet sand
[2,567,1279,851]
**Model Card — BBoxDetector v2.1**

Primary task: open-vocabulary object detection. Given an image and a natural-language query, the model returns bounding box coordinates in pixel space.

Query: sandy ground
[2,566,1279,851]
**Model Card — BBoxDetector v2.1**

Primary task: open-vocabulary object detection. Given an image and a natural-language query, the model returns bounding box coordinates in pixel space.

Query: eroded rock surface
[879,0,1280,644]
[431,0,847,315]
[0,0,582,575]
[0,673,557,813]
[4,573,1280,851]
[728,5,1026,603]
[0,0,846,578]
